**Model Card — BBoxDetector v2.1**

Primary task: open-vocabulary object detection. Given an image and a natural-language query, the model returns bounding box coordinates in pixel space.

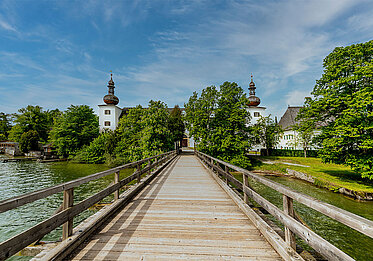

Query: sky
[0,0,372,118]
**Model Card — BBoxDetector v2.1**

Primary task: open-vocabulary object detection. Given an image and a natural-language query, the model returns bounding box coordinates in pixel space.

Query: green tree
[0,112,11,139]
[8,105,50,142]
[115,101,175,163]
[293,112,316,158]
[252,116,282,156]
[50,105,99,157]
[185,82,251,168]
[168,105,185,145]
[300,40,373,178]
[19,130,39,153]
[74,132,114,164]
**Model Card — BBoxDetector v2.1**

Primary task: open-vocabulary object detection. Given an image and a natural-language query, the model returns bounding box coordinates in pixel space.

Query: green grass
[252,156,373,193]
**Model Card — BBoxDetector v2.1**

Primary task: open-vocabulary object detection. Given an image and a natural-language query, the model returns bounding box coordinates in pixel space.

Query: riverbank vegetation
[253,156,373,194]
[298,40,373,179]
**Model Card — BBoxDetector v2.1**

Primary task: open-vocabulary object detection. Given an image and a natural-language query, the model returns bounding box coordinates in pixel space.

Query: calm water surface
[0,155,115,260]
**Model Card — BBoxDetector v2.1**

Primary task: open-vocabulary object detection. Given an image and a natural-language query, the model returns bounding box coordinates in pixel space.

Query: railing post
[62,188,74,240]
[114,171,120,201]
[243,173,249,204]
[224,165,229,184]
[283,195,296,249]
[137,164,141,183]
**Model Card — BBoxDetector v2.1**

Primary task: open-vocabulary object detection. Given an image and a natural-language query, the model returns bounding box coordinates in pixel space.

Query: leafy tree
[74,132,114,164]
[252,116,282,156]
[50,105,99,157]
[8,105,50,142]
[300,40,373,178]
[19,130,39,153]
[292,113,316,158]
[114,101,175,163]
[168,105,185,145]
[115,105,145,162]
[185,82,251,168]
[0,112,11,139]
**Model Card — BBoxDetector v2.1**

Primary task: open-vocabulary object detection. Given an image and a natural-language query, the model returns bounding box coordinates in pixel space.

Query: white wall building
[246,76,267,153]
[98,74,122,133]
[277,106,320,150]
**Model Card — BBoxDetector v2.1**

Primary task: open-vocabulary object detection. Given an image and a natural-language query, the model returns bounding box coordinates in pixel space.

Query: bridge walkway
[68,155,282,260]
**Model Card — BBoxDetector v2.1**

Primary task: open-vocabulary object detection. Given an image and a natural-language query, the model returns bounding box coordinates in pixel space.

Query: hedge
[264,149,319,157]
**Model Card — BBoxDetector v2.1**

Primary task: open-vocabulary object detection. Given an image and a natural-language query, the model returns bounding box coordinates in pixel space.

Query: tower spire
[103,72,119,105]
[247,74,260,106]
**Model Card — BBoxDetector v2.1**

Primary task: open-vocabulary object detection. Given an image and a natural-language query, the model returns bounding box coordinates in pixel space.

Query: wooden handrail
[196,150,373,261]
[0,151,177,260]
[0,151,174,213]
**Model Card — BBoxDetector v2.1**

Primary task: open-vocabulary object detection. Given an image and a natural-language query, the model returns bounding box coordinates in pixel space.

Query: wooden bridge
[0,150,373,260]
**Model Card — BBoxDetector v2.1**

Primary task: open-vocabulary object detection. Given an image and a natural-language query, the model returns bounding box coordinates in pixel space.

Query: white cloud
[285,89,312,106]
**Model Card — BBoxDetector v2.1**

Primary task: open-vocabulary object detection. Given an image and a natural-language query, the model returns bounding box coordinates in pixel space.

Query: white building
[98,74,122,132]
[277,106,320,150]
[246,76,267,153]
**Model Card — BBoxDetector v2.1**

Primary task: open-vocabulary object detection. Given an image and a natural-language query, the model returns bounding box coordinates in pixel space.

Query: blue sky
[0,0,372,118]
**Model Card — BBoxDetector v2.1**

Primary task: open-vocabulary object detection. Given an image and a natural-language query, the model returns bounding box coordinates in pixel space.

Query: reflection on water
[248,175,373,261]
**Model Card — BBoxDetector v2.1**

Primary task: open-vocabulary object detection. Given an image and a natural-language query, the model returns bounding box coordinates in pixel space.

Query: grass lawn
[252,156,373,193]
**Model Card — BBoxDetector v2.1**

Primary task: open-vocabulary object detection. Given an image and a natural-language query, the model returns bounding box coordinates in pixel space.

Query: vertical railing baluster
[114,171,120,201]
[225,165,229,184]
[243,173,249,204]
[283,195,296,249]
[62,188,74,240]
[137,164,141,183]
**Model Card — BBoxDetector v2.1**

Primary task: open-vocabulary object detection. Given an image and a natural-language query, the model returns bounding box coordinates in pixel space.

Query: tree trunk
[304,148,307,158]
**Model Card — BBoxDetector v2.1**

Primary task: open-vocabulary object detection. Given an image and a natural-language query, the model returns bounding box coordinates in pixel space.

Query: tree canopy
[8,105,51,142]
[168,105,185,144]
[252,116,282,156]
[299,40,373,178]
[50,105,99,157]
[185,82,251,168]
[0,112,11,140]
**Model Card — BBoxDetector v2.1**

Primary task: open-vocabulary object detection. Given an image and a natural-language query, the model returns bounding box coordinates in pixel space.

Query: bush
[19,130,39,153]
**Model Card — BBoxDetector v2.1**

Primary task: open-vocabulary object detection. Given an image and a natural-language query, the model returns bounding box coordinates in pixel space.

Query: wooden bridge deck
[68,155,282,260]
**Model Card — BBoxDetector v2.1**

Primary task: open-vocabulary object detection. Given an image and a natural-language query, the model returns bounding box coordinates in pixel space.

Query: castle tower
[246,74,266,124]
[98,73,123,132]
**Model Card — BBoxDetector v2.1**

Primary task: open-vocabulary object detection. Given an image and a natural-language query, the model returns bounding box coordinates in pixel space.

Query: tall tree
[300,40,373,178]
[252,116,282,156]
[0,112,11,140]
[185,82,251,168]
[8,105,50,142]
[50,105,99,157]
[168,105,185,145]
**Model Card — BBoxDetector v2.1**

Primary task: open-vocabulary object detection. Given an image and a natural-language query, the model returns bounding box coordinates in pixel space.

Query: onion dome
[247,74,261,106]
[103,73,119,105]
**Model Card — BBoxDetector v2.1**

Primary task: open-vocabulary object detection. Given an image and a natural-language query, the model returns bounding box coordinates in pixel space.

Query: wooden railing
[196,150,373,261]
[0,150,177,260]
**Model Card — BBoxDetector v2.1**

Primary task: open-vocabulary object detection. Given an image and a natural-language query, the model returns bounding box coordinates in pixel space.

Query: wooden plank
[0,154,177,260]
[196,151,373,239]
[200,158,303,261]
[66,155,281,261]
[62,188,74,240]
[35,154,178,261]
[283,195,296,250]
[243,184,354,261]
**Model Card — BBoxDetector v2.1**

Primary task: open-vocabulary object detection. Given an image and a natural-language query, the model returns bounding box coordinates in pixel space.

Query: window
[104,110,111,115]
[254,112,260,117]
[104,121,111,126]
